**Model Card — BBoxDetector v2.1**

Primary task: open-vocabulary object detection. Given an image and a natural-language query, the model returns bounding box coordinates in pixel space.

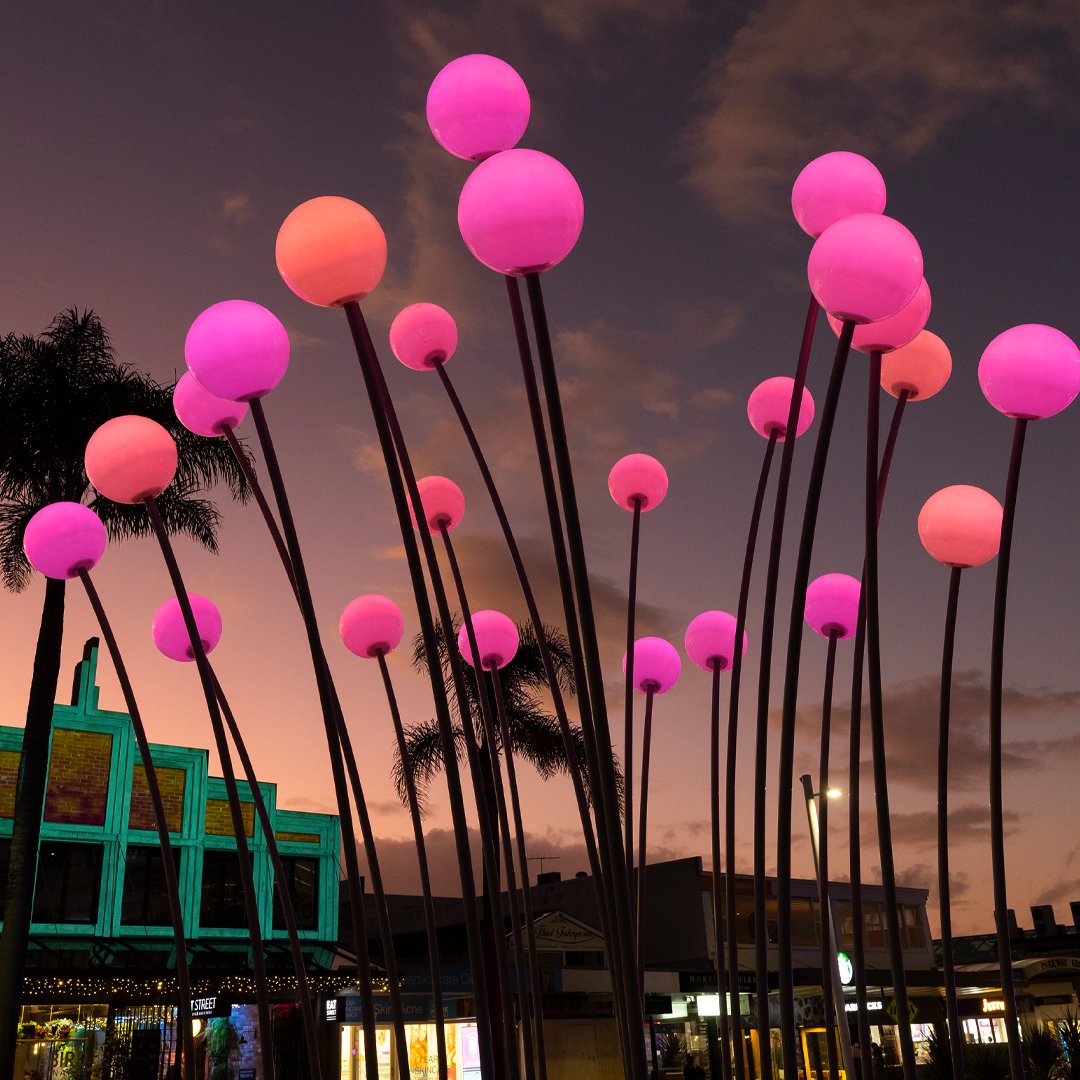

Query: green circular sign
[837,951,854,985]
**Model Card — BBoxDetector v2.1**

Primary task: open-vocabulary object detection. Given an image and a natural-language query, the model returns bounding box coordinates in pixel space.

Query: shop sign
[324,998,338,1021]
[845,1001,884,1013]
[239,1071,255,1080]
[982,999,1006,1013]
[680,971,756,993]
[884,997,919,1023]
[190,996,230,1020]
[531,911,605,951]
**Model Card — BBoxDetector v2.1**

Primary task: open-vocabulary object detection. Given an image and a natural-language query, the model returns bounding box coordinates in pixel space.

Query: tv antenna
[528,855,561,876]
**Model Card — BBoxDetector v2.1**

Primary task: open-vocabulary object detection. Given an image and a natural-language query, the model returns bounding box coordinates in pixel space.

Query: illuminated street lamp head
[825,787,843,800]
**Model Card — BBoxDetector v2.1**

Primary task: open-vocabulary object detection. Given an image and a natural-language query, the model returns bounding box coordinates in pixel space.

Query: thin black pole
[753,295,820,1077]
[76,570,195,1080]
[636,686,657,1001]
[989,418,1029,1080]
[625,498,642,880]
[709,661,733,1080]
[937,566,965,1080]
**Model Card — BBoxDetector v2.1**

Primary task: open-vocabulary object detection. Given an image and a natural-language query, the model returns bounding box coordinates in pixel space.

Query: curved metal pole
[625,498,642,882]
[636,685,657,1000]
[76,570,195,1080]
[709,662,733,1080]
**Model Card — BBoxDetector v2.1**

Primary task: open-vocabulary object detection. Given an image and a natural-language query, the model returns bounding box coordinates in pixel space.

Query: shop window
[199,849,252,929]
[272,855,319,931]
[32,841,103,924]
[121,845,181,926]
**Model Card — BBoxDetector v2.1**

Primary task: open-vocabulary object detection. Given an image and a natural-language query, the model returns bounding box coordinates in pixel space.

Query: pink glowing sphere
[622,636,681,694]
[608,454,668,512]
[880,330,952,401]
[457,610,519,669]
[24,502,107,580]
[807,214,924,325]
[804,573,861,640]
[978,324,1080,421]
[458,149,584,276]
[185,300,290,402]
[918,485,1003,569]
[339,594,405,658]
[827,278,931,354]
[747,377,815,441]
[389,303,459,371]
[426,54,530,162]
[173,372,249,437]
[276,196,388,307]
[409,476,466,533]
[152,594,222,662]
[85,416,178,504]
[791,152,887,240]
[684,611,748,673]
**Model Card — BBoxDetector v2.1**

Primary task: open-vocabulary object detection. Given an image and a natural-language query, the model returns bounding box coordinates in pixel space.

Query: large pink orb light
[684,611,748,672]
[623,637,681,694]
[747,377,815,441]
[185,301,290,402]
[804,573,861,640]
[807,213,923,324]
[276,196,388,307]
[389,303,459,371]
[409,476,466,533]
[85,416,178,504]
[24,503,107,580]
[340,595,405,658]
[791,152,887,240]
[880,330,952,401]
[978,323,1080,420]
[152,594,223,662]
[173,372,249,437]
[918,486,1003,569]
[458,149,584,276]
[608,454,668,512]
[426,54,530,162]
[458,610,520,669]
[827,278,931,354]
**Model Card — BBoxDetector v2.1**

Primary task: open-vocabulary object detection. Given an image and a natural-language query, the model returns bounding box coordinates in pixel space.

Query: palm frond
[392,716,467,811]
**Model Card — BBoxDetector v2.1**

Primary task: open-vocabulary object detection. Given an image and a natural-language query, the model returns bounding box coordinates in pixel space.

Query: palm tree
[0,309,249,1072]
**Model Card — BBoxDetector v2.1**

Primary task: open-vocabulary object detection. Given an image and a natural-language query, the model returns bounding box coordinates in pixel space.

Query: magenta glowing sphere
[409,476,466,533]
[880,330,952,401]
[185,300,290,402]
[746,377,815,441]
[607,454,668,512]
[807,213,924,325]
[458,149,584,276]
[85,416,178,504]
[684,611,748,673]
[24,502,107,580]
[426,54,530,163]
[389,303,459,371]
[804,573,861,640]
[152,594,222,662]
[978,324,1080,421]
[622,636,681,695]
[791,152,887,240]
[173,372,249,438]
[827,277,931,355]
[457,610,519,669]
[918,485,1003,569]
[339,594,405,658]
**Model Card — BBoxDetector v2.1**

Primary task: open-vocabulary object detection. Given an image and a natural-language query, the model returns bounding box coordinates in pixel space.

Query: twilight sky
[3,1,1080,937]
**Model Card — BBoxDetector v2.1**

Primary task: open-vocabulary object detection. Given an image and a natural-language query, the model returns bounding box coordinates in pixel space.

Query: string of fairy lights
[19,973,392,1001]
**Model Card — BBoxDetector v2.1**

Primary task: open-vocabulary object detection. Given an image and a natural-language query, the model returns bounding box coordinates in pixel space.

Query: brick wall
[0,749,21,818]
[43,728,112,826]
[128,765,187,832]
[204,798,254,837]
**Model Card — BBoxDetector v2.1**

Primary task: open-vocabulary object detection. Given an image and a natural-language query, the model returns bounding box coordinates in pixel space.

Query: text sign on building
[845,1001,884,1013]
[531,911,606,951]
[982,999,1006,1013]
[190,996,231,1020]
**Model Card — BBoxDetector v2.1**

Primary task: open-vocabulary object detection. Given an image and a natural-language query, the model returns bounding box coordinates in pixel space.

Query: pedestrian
[684,1052,707,1079]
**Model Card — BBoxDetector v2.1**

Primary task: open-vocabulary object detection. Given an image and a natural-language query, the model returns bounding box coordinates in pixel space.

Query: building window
[900,904,925,948]
[32,842,103,924]
[121,845,181,927]
[863,902,887,947]
[199,850,252,929]
[272,856,319,931]
[791,898,819,947]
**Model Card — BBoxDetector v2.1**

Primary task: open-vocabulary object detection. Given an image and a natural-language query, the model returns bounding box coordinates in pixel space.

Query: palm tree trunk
[0,575,66,1075]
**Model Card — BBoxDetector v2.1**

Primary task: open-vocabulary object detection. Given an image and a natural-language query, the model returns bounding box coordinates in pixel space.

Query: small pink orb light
[458,149,584,276]
[804,573,861,640]
[607,454,668,512]
[24,503,107,580]
[918,485,1003,569]
[173,373,249,437]
[85,416,178,504]
[152,594,223,662]
[426,54,530,162]
[807,213,923,324]
[978,324,1080,421]
[684,611,748,672]
[457,610,519,669]
[622,636,681,694]
[185,301,290,402]
[389,303,459,371]
[747,377,815,441]
[791,152,887,240]
[409,476,466,533]
[339,594,405,658]
[827,278,931,354]
[276,196,388,307]
[879,330,952,401]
